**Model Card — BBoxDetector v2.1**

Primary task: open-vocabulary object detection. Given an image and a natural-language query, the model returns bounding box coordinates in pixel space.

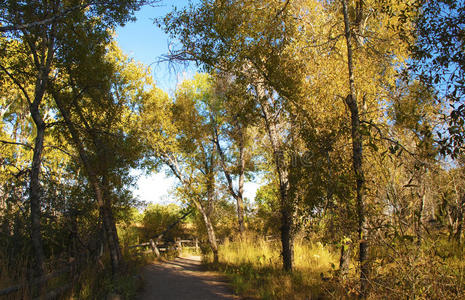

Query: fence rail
[1,210,197,297]
[0,263,75,298]
[129,237,200,258]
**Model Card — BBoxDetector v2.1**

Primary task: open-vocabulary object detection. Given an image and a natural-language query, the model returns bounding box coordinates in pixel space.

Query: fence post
[195,238,199,252]
[176,237,182,250]
[150,239,160,258]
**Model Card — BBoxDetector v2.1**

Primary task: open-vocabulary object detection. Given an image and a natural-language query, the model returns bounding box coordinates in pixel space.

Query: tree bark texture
[29,110,46,276]
[29,50,55,276]
[206,155,219,263]
[237,138,246,234]
[258,91,293,271]
[339,239,351,279]
[341,0,369,296]
[194,199,218,263]
[26,18,57,276]
[415,190,426,246]
[453,179,464,243]
[101,176,123,273]
[52,91,122,273]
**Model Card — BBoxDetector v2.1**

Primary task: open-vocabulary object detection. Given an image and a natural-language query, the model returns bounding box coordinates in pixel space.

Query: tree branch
[0,139,32,149]
[43,145,75,158]
[0,63,32,106]
[0,4,89,33]
[213,123,238,199]
[273,0,291,22]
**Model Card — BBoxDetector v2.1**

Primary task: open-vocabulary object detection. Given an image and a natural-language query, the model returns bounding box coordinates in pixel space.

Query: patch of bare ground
[137,255,240,300]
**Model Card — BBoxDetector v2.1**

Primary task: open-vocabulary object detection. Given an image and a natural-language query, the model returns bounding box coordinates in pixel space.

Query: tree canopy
[1,0,465,298]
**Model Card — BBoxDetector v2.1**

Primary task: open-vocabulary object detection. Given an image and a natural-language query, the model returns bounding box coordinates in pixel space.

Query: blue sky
[115,1,259,205]
[116,1,191,205]
[115,0,196,94]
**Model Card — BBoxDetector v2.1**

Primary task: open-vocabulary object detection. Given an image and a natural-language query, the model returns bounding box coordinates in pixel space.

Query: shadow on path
[137,255,239,300]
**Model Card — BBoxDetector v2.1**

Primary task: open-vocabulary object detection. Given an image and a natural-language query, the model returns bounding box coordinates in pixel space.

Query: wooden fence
[129,237,200,258]
[0,233,276,298]
[128,208,196,258]
[0,209,196,298]
[0,237,199,298]
[0,260,79,299]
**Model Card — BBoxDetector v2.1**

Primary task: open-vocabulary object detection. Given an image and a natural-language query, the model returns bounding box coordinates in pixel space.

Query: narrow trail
[137,255,239,300]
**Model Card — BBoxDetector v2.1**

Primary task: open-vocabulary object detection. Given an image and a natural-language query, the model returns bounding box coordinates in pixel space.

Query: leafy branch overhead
[1,0,465,299]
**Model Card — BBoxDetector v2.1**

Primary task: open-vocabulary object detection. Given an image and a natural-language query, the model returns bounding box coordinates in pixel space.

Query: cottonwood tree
[289,0,414,293]
[141,73,222,263]
[162,0,310,271]
[212,74,259,235]
[338,0,371,292]
[0,0,147,275]
[50,41,149,273]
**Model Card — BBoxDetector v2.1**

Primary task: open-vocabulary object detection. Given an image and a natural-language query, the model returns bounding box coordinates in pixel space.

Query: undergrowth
[203,234,465,299]
[0,249,157,299]
[180,246,202,257]
[73,251,155,299]
[204,234,338,299]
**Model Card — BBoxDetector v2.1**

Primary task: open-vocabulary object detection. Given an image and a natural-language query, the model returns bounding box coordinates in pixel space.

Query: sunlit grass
[180,246,202,257]
[204,234,338,299]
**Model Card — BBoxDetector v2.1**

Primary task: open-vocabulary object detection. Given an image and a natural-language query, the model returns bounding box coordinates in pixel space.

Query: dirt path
[137,255,239,300]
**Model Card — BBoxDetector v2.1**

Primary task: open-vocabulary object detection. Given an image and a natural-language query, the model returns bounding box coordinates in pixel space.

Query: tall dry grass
[0,252,31,300]
[207,234,465,299]
[204,234,338,299]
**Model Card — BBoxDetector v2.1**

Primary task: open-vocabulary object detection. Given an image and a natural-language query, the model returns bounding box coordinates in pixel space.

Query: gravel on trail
[137,255,240,300]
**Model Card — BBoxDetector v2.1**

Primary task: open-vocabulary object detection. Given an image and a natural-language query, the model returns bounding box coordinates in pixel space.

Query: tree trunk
[453,177,464,243]
[29,69,52,276]
[68,209,78,258]
[29,113,46,276]
[341,0,369,296]
[258,94,293,271]
[88,177,122,274]
[52,91,122,273]
[415,191,425,246]
[237,136,246,235]
[100,203,122,273]
[102,175,122,272]
[236,195,246,235]
[454,194,464,243]
[164,143,219,264]
[339,239,351,279]
[214,124,247,235]
[0,185,9,235]
[206,158,219,263]
[281,201,293,271]
[194,200,218,263]
[26,22,56,277]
